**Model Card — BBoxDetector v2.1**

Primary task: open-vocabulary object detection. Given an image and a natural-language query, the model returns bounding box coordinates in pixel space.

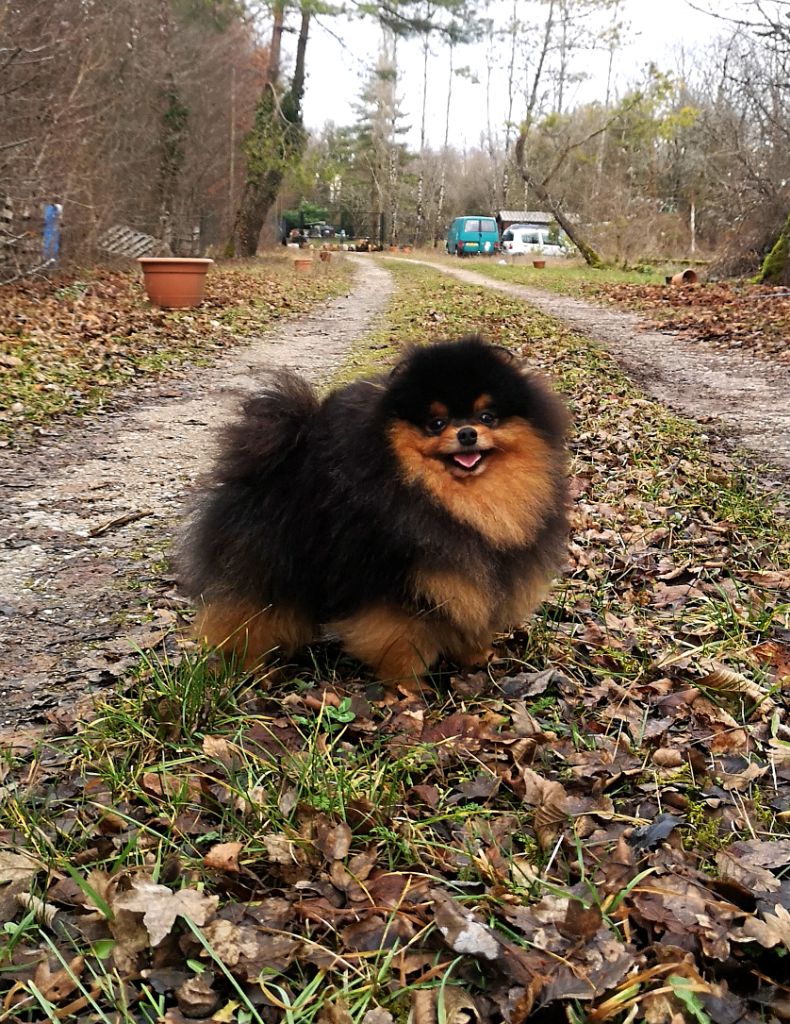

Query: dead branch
[0,258,56,287]
[0,137,33,153]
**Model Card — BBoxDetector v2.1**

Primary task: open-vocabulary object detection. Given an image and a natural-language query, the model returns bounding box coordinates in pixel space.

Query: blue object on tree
[43,203,62,262]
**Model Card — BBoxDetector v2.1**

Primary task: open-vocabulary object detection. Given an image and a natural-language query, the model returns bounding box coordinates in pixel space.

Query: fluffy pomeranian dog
[179,336,569,681]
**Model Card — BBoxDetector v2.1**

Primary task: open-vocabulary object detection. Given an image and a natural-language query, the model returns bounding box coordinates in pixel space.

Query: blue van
[446,216,500,256]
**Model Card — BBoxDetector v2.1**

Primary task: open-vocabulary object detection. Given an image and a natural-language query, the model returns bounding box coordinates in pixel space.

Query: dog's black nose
[457,427,478,447]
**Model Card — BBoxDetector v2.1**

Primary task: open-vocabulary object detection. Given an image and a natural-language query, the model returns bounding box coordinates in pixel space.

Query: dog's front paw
[454,647,495,668]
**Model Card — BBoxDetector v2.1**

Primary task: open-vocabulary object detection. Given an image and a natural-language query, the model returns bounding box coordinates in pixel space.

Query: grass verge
[404,252,668,297]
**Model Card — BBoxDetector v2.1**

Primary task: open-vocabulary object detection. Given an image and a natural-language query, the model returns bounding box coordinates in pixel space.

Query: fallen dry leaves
[1,625,787,1022]
[586,280,790,364]
[0,257,350,441]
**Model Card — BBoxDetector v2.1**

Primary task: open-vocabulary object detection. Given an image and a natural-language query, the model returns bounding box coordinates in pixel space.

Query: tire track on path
[0,257,393,733]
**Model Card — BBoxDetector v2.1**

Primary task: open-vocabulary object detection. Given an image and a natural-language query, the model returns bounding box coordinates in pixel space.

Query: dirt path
[405,257,790,481]
[0,258,394,735]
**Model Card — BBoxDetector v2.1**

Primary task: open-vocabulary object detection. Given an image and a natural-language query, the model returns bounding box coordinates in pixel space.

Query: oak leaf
[113,879,218,946]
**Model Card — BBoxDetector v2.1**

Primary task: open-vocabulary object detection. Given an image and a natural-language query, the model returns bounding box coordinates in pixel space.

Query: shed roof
[497,210,553,224]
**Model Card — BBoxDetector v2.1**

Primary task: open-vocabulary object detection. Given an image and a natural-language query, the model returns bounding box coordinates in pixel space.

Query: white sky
[300,0,732,148]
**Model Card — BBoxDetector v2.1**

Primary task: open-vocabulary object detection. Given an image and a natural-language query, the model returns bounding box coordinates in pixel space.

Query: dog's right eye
[426,418,446,435]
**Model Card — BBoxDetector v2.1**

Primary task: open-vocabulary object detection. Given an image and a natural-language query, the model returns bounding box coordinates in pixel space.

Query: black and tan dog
[179,336,569,680]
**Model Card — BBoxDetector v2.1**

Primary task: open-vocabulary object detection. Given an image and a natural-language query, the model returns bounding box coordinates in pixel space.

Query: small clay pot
[294,257,314,273]
[319,250,331,263]
[532,259,546,269]
[670,269,699,286]
[138,257,213,309]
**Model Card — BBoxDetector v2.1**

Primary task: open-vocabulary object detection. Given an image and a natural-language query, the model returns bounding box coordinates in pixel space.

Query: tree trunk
[501,0,518,206]
[229,4,310,257]
[156,0,187,251]
[233,161,284,257]
[159,83,188,251]
[415,33,429,246]
[267,0,285,86]
[594,4,619,196]
[432,42,454,247]
[690,198,696,255]
[556,0,569,116]
[484,28,500,207]
[524,0,555,135]
[515,131,603,268]
[757,210,790,284]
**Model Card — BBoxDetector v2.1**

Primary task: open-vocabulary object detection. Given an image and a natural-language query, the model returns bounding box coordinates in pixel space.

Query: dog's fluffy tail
[211,370,320,483]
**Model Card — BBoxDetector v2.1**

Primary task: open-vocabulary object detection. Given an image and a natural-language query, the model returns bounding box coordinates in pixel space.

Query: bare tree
[681,1,790,277]
[229,0,310,256]
[0,0,259,273]
[511,0,638,265]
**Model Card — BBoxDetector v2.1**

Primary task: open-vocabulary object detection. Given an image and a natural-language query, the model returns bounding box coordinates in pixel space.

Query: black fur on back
[212,370,319,483]
[178,337,569,629]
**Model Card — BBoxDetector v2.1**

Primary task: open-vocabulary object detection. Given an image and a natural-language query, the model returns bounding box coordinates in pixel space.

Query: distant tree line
[2,0,790,278]
[290,0,790,274]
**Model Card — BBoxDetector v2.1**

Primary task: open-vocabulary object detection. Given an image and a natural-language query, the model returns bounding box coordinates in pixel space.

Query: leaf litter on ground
[463,258,790,366]
[587,280,790,365]
[0,256,352,442]
[0,259,788,1023]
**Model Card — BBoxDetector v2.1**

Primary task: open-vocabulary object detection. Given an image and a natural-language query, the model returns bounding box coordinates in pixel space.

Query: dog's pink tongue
[454,452,481,469]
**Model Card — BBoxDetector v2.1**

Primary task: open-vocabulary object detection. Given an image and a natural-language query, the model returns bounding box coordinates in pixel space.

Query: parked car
[501,224,567,257]
[446,216,500,256]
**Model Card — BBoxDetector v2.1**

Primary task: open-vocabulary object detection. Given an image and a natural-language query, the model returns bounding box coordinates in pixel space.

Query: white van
[501,223,566,257]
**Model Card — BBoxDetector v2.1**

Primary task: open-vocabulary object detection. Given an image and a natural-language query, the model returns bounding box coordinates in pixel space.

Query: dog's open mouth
[442,449,491,475]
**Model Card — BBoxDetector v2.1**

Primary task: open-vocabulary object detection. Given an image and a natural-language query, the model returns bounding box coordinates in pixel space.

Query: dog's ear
[491,344,516,363]
[389,344,419,378]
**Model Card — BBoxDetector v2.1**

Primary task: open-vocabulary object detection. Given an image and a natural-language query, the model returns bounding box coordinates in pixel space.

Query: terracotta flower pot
[293,257,313,273]
[670,269,699,286]
[532,259,546,269]
[138,257,213,309]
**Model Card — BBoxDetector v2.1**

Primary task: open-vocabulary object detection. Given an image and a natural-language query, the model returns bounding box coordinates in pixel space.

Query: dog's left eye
[426,417,447,434]
[479,411,497,426]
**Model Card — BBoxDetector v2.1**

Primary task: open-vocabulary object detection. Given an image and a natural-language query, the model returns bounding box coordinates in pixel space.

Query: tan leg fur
[196,600,314,670]
[330,605,444,682]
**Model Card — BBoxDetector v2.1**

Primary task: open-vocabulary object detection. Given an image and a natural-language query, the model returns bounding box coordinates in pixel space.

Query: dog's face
[383,338,563,481]
[381,337,567,545]
[394,388,511,481]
